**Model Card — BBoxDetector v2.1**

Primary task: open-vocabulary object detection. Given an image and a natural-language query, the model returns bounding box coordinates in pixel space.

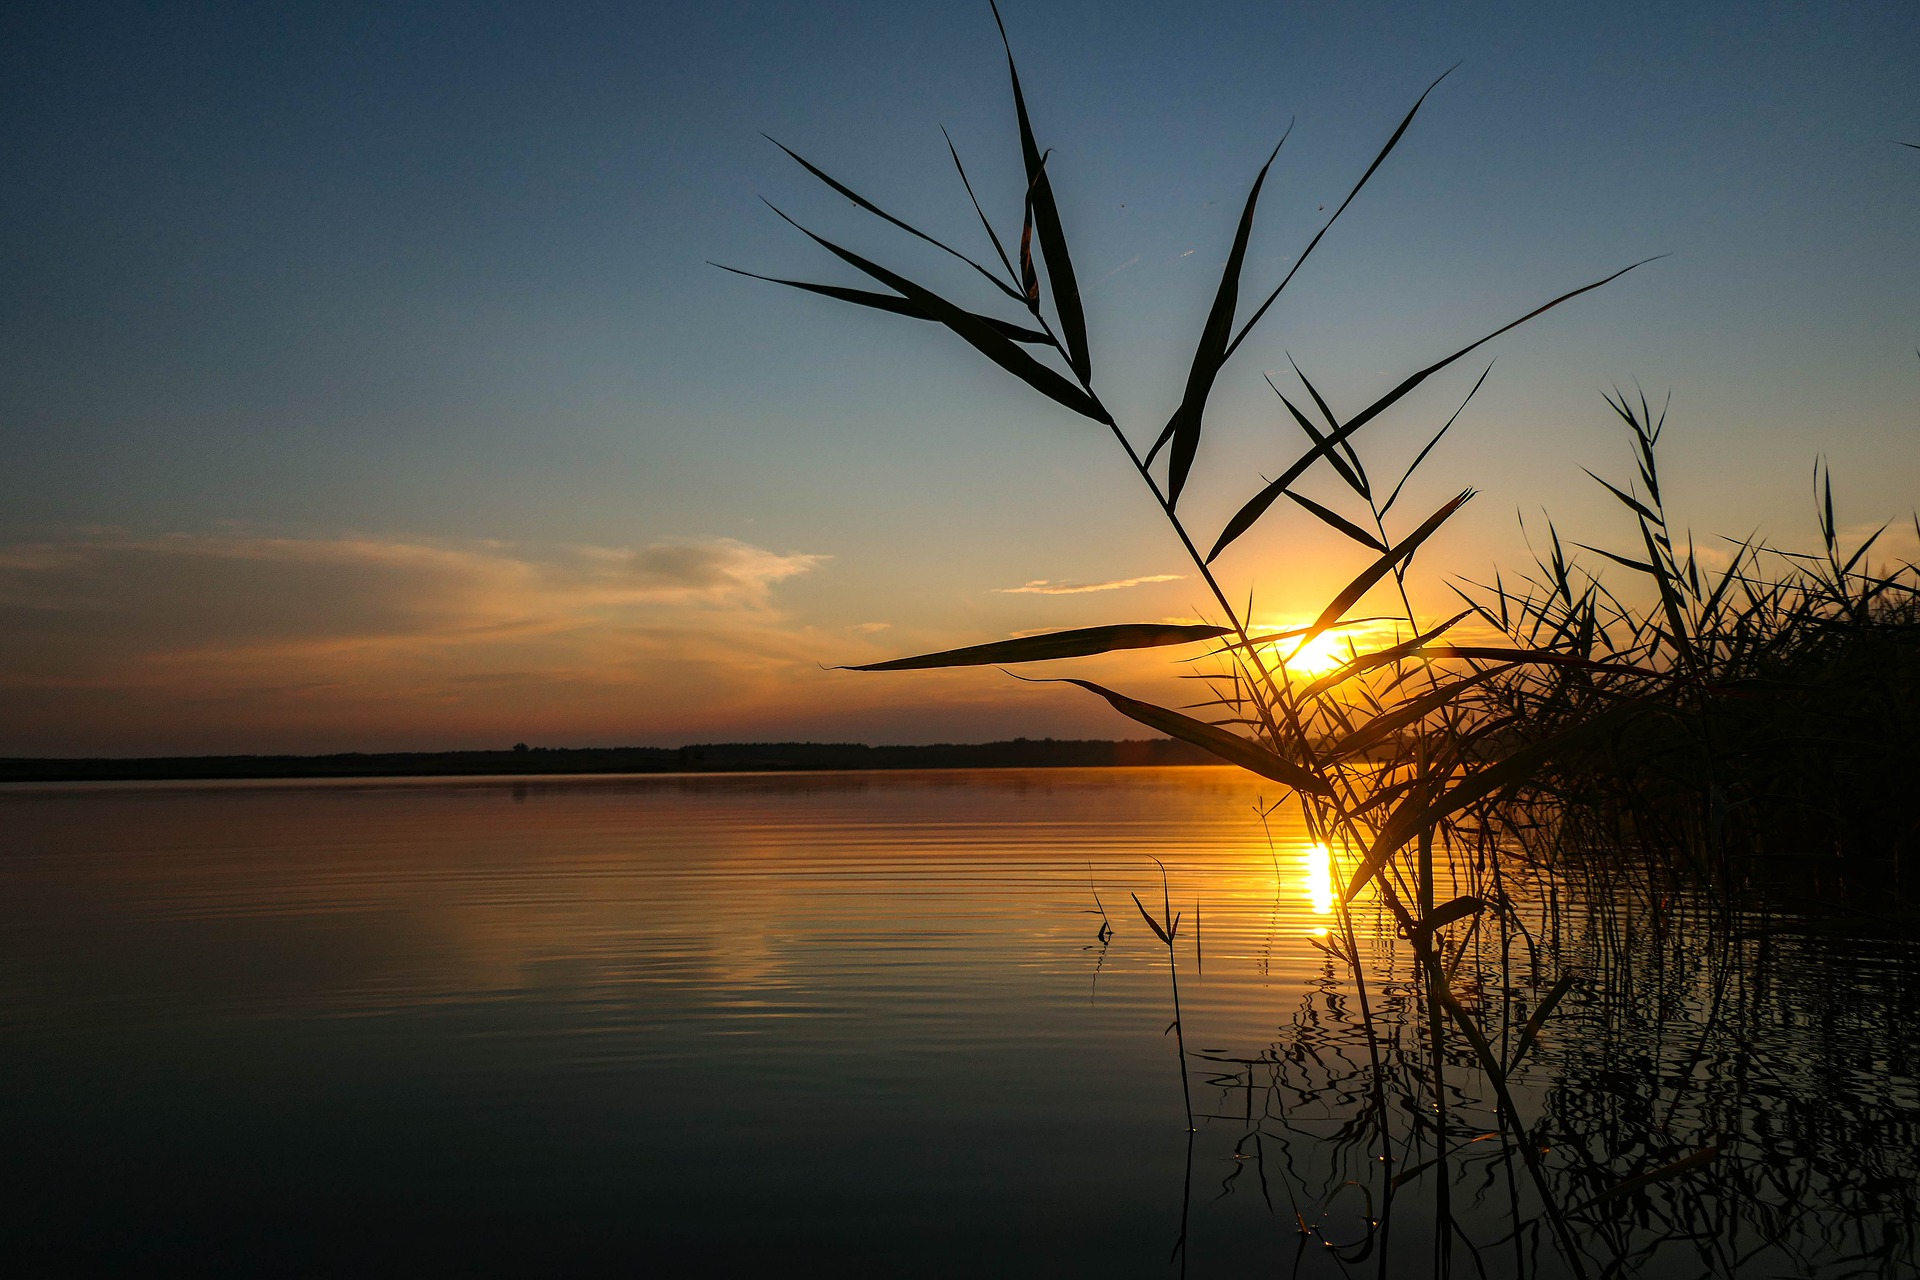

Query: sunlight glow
[1304,842,1335,919]
[1282,631,1356,677]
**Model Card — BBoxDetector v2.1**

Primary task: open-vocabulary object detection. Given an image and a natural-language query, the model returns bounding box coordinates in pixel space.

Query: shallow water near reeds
[3,767,1916,1276]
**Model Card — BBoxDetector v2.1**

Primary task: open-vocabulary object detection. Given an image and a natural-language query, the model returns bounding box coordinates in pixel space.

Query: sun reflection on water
[1304,842,1335,934]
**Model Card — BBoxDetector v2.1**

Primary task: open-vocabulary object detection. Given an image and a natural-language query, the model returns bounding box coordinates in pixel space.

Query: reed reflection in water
[0,767,1914,1276]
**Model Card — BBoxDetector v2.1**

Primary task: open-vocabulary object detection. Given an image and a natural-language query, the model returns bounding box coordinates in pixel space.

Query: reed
[730,4,1916,1271]
[1457,391,1920,902]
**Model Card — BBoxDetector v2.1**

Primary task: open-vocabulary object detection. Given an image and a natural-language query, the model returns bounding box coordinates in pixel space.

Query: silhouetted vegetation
[1464,393,1920,893]
[738,4,1920,1273]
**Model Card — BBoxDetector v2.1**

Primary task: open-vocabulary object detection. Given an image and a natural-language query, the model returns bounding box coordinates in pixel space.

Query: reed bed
[1461,391,1920,895]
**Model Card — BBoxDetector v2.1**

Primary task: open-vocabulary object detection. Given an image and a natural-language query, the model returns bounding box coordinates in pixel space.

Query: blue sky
[3,0,1915,753]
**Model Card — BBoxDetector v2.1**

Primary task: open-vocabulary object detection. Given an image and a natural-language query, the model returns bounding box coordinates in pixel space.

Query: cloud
[996,574,1185,595]
[0,533,823,667]
[0,531,834,754]
[573,538,824,605]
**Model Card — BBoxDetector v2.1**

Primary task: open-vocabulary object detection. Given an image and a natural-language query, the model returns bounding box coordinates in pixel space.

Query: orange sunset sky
[4,1,1916,755]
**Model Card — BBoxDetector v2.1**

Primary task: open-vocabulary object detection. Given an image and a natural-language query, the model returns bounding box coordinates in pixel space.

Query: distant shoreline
[0,738,1219,784]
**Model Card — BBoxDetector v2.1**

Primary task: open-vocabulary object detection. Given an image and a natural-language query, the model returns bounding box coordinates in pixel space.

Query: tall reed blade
[1285,490,1388,552]
[1164,134,1290,506]
[1380,362,1493,517]
[990,0,1091,382]
[841,623,1230,670]
[1270,379,1367,499]
[1327,666,1510,760]
[1508,971,1577,1071]
[1221,67,1459,362]
[1038,677,1334,796]
[761,202,1110,422]
[711,263,1050,342]
[1297,610,1474,700]
[1210,260,1661,561]
[940,125,1020,286]
[764,135,1026,302]
[1284,357,1369,490]
[1290,489,1474,649]
[1344,697,1647,901]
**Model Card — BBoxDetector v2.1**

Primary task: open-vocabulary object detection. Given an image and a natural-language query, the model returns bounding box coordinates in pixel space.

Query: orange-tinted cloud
[0,532,846,755]
[996,574,1185,595]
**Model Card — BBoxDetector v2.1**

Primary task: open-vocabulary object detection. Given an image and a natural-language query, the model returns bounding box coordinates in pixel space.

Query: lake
[3,768,1915,1276]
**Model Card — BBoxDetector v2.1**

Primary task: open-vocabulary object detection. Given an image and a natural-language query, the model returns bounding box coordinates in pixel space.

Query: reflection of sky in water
[0,770,1914,1275]
[0,769,1338,1272]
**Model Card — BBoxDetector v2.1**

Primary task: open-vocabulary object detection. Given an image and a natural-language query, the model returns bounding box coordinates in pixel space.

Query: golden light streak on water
[1305,841,1335,934]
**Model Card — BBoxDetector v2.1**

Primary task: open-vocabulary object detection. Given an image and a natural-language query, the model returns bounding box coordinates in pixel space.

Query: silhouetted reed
[732,4,1917,1273]
[1459,392,1920,903]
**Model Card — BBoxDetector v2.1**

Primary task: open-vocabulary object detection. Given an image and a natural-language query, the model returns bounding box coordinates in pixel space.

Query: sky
[2,0,1916,756]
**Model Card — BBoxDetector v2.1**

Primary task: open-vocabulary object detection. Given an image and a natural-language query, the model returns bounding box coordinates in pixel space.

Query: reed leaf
[1221,67,1457,363]
[1345,697,1646,900]
[1572,542,1660,578]
[1271,381,1367,499]
[1410,895,1487,950]
[1132,892,1174,944]
[1018,151,1047,304]
[990,0,1091,382]
[1584,468,1660,524]
[939,125,1019,286]
[1291,489,1474,650]
[1286,490,1388,552]
[763,202,1110,423]
[1043,678,1335,796]
[711,263,1051,343]
[1285,358,1368,489]
[1349,776,1421,818]
[1327,666,1510,760]
[1417,646,1659,678]
[1297,611,1474,700]
[765,136,1026,303]
[1210,259,1659,560]
[1141,416,1178,471]
[1381,361,1493,517]
[842,623,1230,671]
[1389,1156,1441,1191]
[1165,134,1289,505]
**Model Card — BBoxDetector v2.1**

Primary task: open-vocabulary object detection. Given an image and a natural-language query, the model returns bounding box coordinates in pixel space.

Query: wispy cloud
[0,532,824,665]
[570,537,823,605]
[996,574,1184,595]
[0,531,834,754]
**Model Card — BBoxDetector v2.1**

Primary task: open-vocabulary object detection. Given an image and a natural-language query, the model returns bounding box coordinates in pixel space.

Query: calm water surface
[2,768,1915,1275]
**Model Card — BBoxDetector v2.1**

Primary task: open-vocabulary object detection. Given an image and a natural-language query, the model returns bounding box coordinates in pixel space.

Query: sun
[1279,629,1357,678]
